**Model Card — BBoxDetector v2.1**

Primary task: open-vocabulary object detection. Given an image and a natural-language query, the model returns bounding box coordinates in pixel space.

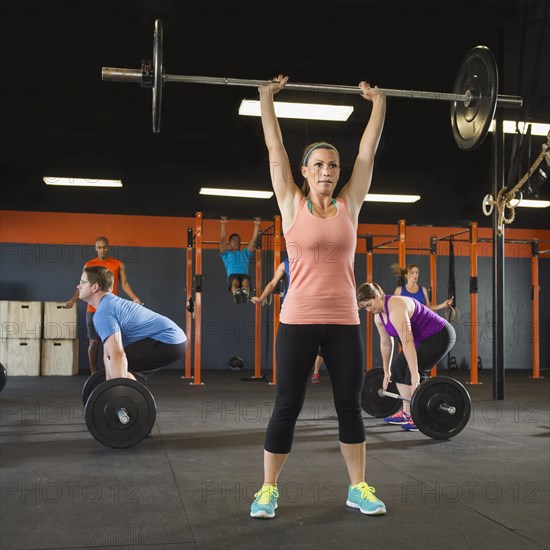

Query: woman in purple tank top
[391,263,454,311]
[357,282,456,432]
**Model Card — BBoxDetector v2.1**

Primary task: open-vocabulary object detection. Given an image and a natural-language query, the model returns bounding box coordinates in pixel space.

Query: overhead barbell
[102,19,522,149]
[361,369,471,439]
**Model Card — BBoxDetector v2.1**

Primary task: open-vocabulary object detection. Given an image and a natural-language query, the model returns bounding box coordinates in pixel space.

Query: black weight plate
[82,369,106,405]
[411,377,471,439]
[85,378,156,449]
[451,45,498,151]
[0,363,7,392]
[361,369,402,418]
[152,19,163,133]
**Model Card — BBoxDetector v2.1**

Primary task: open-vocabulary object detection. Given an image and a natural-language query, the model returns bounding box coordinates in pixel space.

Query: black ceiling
[1,0,549,229]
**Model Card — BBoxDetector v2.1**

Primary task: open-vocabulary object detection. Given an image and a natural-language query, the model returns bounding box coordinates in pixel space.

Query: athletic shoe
[311,373,320,384]
[346,482,386,515]
[241,288,249,303]
[233,289,242,304]
[250,485,279,519]
[383,411,410,425]
[402,421,419,432]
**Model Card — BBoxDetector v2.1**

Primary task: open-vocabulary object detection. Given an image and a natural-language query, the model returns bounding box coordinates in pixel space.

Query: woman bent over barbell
[357,283,456,432]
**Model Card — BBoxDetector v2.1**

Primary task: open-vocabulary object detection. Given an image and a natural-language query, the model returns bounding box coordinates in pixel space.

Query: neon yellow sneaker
[346,482,386,515]
[250,484,279,519]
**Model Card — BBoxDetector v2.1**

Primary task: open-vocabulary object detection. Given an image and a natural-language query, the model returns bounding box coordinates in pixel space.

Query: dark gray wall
[1,242,548,373]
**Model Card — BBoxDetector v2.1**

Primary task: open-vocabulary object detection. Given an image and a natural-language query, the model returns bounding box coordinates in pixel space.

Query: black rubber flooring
[1,368,549,550]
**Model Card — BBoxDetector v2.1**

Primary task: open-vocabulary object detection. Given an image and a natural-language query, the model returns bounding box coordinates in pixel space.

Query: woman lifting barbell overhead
[250,75,386,520]
[357,283,456,432]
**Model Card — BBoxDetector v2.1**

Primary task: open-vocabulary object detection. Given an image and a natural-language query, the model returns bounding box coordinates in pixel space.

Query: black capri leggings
[391,324,456,385]
[124,338,187,378]
[265,323,365,454]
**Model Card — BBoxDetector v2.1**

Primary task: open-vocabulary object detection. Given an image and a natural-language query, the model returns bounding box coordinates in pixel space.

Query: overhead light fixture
[509,198,550,208]
[364,194,421,203]
[43,177,122,188]
[238,100,353,121]
[489,121,550,136]
[199,187,274,199]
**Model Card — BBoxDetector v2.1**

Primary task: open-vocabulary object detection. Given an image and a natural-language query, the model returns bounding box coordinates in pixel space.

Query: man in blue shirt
[219,217,261,303]
[77,266,187,380]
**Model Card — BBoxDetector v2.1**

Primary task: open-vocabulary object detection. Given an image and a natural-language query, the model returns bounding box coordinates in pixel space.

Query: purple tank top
[400,284,425,304]
[379,295,447,347]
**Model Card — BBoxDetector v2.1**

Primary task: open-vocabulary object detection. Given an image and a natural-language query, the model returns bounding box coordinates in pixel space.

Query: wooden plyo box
[41,340,79,376]
[43,302,78,340]
[1,301,43,339]
[0,339,41,376]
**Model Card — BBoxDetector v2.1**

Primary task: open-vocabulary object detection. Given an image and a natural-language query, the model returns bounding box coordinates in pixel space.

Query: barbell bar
[102,19,523,149]
[378,388,457,415]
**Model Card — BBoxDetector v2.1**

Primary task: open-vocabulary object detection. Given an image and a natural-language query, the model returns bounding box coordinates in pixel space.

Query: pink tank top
[280,197,359,325]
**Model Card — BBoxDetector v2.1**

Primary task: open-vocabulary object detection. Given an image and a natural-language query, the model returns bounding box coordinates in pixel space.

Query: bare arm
[119,262,141,304]
[339,84,386,224]
[219,217,228,253]
[103,332,129,379]
[259,76,302,229]
[390,298,420,386]
[248,218,261,252]
[374,315,394,376]
[251,263,285,304]
[65,263,87,308]
[427,288,454,312]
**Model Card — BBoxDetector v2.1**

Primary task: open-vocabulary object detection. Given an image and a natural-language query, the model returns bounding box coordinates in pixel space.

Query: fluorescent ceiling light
[239,100,353,121]
[509,198,550,208]
[200,187,274,199]
[44,177,122,187]
[489,121,549,136]
[364,194,421,203]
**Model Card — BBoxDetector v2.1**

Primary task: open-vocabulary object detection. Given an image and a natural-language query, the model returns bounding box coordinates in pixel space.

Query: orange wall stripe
[1,211,549,258]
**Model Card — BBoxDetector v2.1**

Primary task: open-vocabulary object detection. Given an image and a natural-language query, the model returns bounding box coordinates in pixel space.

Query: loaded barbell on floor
[361,369,471,439]
[102,19,522,149]
[82,372,156,448]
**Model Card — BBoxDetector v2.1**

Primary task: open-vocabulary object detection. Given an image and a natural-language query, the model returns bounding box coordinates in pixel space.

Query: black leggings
[265,323,365,454]
[124,338,187,379]
[391,324,456,384]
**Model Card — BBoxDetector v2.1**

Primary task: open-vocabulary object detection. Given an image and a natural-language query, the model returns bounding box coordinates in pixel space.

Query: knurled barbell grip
[101,68,523,107]
[378,388,411,402]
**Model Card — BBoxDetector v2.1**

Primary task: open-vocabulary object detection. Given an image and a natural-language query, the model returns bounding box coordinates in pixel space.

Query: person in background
[65,236,142,373]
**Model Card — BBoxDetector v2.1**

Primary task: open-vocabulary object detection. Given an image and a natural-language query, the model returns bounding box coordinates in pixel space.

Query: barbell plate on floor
[361,369,402,418]
[84,378,156,448]
[450,45,498,151]
[0,363,7,392]
[82,368,106,405]
[410,377,471,439]
[152,19,163,133]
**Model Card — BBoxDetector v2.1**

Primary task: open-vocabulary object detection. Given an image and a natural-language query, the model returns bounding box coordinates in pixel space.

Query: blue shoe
[384,411,410,424]
[402,421,419,432]
[346,482,386,515]
[250,485,279,519]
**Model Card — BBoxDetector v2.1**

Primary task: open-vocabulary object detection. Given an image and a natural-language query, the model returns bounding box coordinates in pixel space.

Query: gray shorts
[86,312,99,341]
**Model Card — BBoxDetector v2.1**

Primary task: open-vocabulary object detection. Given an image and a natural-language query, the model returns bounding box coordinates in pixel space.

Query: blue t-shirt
[221,248,251,276]
[94,293,187,347]
[400,284,426,304]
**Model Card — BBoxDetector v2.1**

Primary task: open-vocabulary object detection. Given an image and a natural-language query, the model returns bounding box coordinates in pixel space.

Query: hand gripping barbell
[361,369,471,439]
[102,19,522,150]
